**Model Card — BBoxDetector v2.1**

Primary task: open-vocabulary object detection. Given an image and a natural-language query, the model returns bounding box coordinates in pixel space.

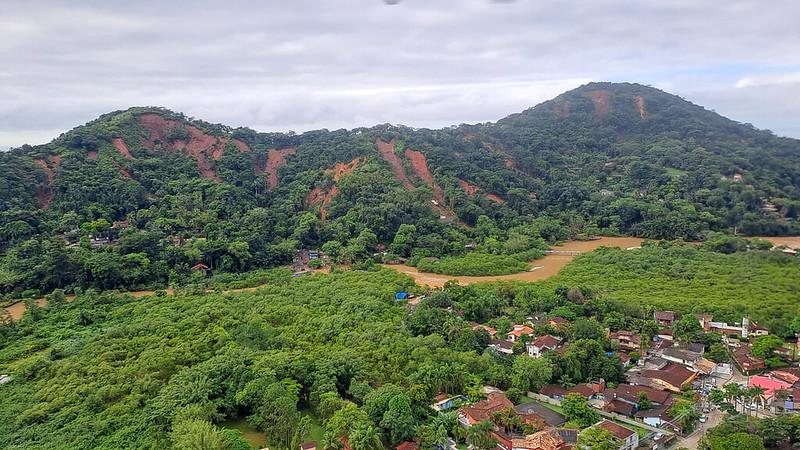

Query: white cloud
[0,0,799,149]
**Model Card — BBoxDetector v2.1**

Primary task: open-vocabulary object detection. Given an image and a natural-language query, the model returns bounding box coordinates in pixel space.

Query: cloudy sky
[1,0,799,149]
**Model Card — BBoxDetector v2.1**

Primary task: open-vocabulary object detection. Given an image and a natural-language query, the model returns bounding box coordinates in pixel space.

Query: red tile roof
[603,399,636,416]
[460,393,513,424]
[532,335,562,349]
[511,428,566,450]
[605,384,674,406]
[641,363,696,390]
[509,324,535,337]
[598,420,635,439]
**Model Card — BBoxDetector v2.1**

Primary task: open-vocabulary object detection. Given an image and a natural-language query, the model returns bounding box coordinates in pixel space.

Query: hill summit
[0,82,799,294]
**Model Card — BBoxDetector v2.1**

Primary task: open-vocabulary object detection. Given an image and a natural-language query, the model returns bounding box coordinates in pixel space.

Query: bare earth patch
[376,138,414,189]
[634,95,647,119]
[586,89,612,115]
[263,148,296,190]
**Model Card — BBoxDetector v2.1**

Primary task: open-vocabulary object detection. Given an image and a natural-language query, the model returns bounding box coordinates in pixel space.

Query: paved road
[676,408,724,449]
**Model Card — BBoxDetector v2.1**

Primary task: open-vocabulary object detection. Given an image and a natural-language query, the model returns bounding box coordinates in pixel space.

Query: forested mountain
[1,82,799,296]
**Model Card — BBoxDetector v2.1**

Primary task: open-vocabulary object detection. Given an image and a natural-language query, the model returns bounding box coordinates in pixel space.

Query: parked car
[699,415,708,423]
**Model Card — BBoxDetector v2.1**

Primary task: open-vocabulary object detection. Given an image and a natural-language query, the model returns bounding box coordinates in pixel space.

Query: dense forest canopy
[1,82,799,296]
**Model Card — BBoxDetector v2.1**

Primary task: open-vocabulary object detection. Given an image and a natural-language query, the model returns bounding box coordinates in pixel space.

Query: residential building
[548,317,569,328]
[634,406,672,428]
[731,343,766,373]
[610,331,642,352]
[640,363,698,392]
[654,311,675,327]
[459,392,513,426]
[597,420,639,450]
[527,335,563,358]
[507,324,535,342]
[489,339,515,355]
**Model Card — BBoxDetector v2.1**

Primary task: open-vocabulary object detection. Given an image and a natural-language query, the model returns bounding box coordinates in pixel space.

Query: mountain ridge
[1,81,799,295]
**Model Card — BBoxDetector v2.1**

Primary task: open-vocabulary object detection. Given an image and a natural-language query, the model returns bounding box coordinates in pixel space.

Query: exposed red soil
[634,95,647,119]
[586,89,612,115]
[405,148,447,206]
[111,138,133,159]
[138,113,250,182]
[552,99,570,118]
[264,148,296,190]
[486,142,516,169]
[376,138,414,189]
[485,193,506,204]
[33,155,61,209]
[87,150,98,160]
[306,157,364,222]
[458,179,505,203]
[458,179,480,196]
[463,132,476,141]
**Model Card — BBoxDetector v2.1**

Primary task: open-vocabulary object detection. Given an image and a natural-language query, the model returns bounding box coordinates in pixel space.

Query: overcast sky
[1,0,799,149]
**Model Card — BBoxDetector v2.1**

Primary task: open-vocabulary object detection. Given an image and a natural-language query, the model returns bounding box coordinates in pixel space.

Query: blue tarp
[395,292,409,300]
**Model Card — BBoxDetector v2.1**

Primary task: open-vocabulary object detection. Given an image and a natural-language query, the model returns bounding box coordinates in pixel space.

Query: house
[603,384,674,408]
[603,399,636,416]
[507,324,535,342]
[731,343,766,373]
[510,428,568,450]
[514,403,566,427]
[489,339,515,355]
[596,420,639,450]
[473,323,498,338]
[634,405,672,428]
[656,328,674,341]
[539,385,568,401]
[640,363,698,392]
[749,375,793,403]
[459,392,513,426]
[661,347,702,367]
[527,335,563,358]
[431,393,466,412]
[190,263,210,275]
[300,442,318,450]
[771,368,800,387]
[654,311,676,327]
[548,317,569,328]
[610,331,642,352]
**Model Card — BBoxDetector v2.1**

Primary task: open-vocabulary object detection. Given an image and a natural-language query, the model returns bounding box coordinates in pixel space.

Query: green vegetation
[699,414,800,449]
[415,252,530,276]
[1,82,799,298]
[547,242,800,335]
[0,269,520,449]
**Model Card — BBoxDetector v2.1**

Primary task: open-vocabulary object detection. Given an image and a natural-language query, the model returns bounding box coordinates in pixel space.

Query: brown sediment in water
[382,237,645,288]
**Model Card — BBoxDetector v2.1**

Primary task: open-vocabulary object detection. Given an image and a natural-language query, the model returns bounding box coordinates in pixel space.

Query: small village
[383,306,800,450]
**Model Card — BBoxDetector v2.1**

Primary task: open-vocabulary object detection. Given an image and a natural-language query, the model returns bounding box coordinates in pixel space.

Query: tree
[511,356,553,393]
[171,419,228,450]
[465,421,497,450]
[562,393,599,428]
[637,391,652,410]
[379,394,416,444]
[669,398,700,433]
[577,426,620,450]
[751,335,783,359]
[704,432,765,450]
[706,343,728,363]
[674,315,703,342]
[417,423,448,450]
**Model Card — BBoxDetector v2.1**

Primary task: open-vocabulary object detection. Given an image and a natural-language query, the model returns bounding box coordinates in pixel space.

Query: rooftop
[597,419,635,439]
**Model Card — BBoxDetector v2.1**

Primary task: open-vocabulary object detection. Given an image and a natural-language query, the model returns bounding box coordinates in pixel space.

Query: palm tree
[748,386,766,416]
[348,423,383,450]
[466,421,497,450]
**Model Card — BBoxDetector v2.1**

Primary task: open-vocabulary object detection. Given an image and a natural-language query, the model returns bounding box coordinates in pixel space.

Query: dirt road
[383,237,644,288]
